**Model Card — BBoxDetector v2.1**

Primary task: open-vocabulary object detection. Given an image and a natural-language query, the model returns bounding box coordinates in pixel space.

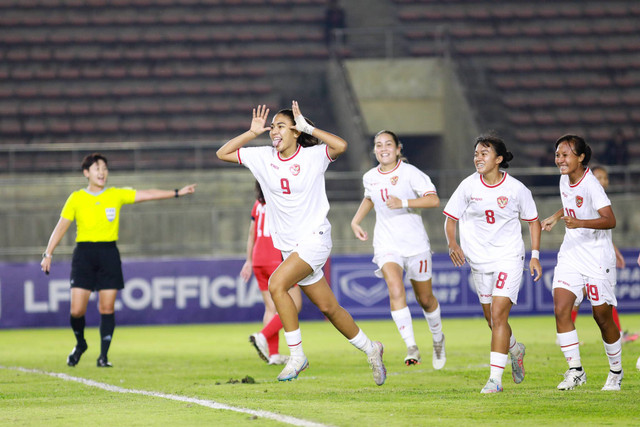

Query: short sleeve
[118,188,136,205]
[591,177,611,211]
[443,180,469,221]
[363,175,372,199]
[518,185,539,221]
[409,166,437,197]
[60,193,76,221]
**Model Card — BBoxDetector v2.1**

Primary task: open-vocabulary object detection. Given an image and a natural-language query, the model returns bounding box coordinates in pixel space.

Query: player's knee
[416,293,435,309]
[70,307,86,318]
[316,301,339,318]
[592,309,611,328]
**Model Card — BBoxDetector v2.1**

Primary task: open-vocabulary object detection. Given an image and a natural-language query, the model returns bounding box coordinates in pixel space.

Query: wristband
[174,189,179,198]
[401,199,409,209]
[294,115,315,135]
[531,250,540,259]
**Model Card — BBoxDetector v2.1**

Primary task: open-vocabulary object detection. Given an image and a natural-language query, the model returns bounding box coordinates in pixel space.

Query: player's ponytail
[474,134,512,168]
[254,181,265,204]
[555,134,591,165]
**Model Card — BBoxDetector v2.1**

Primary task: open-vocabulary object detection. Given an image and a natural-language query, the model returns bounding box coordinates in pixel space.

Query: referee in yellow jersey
[41,153,196,367]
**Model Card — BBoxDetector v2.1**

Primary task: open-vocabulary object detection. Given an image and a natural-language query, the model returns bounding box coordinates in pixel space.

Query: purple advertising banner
[331,250,640,319]
[0,258,324,329]
[1,250,639,328]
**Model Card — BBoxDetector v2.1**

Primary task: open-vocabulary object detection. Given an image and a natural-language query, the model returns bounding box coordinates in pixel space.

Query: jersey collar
[377,160,401,175]
[569,167,589,188]
[480,172,507,188]
[277,144,301,162]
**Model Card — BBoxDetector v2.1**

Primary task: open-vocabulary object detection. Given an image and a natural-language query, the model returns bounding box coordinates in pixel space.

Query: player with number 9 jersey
[217,102,387,386]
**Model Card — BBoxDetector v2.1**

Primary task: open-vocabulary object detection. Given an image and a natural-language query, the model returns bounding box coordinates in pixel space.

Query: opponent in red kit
[241,182,302,365]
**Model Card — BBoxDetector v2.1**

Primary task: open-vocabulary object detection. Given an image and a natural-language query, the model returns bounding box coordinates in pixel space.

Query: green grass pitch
[1,315,639,426]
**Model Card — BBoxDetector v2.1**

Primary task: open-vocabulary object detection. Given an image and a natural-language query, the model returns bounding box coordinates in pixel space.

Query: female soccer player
[241,181,303,365]
[541,135,624,391]
[351,130,445,369]
[41,153,196,367]
[444,135,541,393]
[568,166,636,343]
[216,102,386,385]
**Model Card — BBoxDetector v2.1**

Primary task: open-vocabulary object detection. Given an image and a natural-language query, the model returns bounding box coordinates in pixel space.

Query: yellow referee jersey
[61,187,136,242]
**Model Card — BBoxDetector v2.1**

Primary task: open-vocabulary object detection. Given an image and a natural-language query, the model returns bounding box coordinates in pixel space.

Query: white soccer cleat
[601,370,623,391]
[268,354,290,365]
[404,345,421,366]
[636,356,640,371]
[510,342,526,384]
[249,333,269,363]
[557,368,587,390]
[480,378,503,394]
[432,335,446,370]
[367,341,387,386]
[277,356,309,381]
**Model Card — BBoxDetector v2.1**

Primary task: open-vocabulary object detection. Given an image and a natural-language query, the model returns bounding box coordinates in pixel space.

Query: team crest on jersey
[497,196,508,208]
[290,164,301,176]
[576,196,583,208]
[105,208,116,222]
[390,176,398,185]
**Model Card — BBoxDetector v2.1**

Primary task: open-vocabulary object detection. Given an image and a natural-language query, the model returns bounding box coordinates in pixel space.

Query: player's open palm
[250,104,270,135]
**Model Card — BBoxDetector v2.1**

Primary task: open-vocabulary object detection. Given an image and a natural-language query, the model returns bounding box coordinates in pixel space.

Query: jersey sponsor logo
[270,163,279,170]
[562,191,568,198]
[497,196,509,208]
[290,164,301,176]
[105,208,116,222]
[471,196,483,201]
[390,176,398,185]
[575,196,583,208]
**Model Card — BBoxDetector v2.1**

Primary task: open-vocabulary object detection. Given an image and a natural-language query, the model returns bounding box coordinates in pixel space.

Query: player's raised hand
[291,100,315,135]
[250,105,270,136]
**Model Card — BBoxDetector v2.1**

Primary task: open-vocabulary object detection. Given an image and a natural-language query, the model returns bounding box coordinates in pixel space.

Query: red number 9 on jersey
[281,178,291,194]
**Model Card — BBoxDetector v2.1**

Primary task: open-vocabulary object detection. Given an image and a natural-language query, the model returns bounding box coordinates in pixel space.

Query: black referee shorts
[70,242,125,291]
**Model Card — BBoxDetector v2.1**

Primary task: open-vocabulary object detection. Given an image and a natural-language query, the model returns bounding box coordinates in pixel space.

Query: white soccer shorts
[373,250,433,282]
[552,263,617,307]
[471,262,524,305]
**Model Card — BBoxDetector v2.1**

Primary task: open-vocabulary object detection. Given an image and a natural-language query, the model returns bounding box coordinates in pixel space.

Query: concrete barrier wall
[2,170,639,262]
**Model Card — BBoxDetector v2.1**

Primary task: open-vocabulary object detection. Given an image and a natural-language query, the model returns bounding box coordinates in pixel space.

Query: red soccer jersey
[251,200,282,267]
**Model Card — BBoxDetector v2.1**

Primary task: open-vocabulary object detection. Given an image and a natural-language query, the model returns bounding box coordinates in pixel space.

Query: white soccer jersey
[556,168,616,279]
[443,172,539,272]
[363,161,436,257]
[238,144,333,251]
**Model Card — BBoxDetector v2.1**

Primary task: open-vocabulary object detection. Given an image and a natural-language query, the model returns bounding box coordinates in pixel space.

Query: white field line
[1,365,333,427]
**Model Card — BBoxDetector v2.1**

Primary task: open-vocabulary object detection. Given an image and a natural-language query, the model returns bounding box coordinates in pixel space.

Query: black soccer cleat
[67,342,88,367]
[96,355,113,367]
